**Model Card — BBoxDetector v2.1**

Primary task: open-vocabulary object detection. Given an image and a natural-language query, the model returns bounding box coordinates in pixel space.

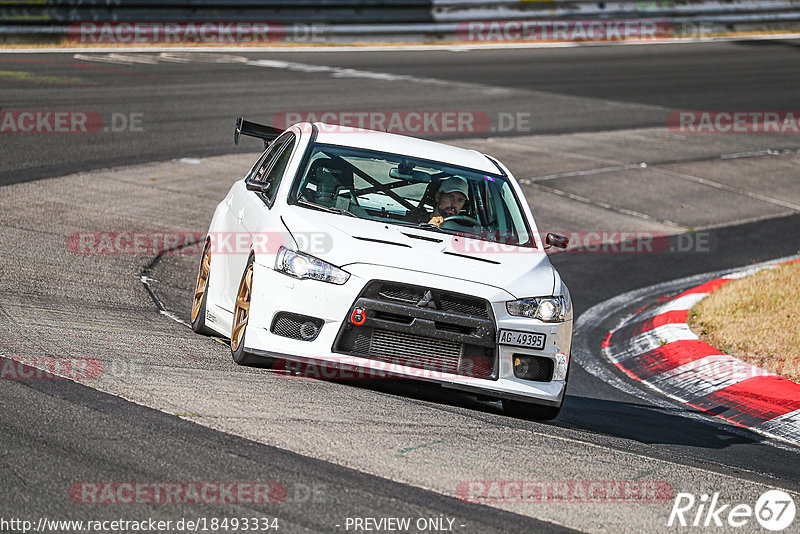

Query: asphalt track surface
[3,40,800,185]
[1,42,800,533]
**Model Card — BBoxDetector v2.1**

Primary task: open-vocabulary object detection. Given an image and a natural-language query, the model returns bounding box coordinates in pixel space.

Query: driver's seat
[302,158,353,207]
[301,157,371,217]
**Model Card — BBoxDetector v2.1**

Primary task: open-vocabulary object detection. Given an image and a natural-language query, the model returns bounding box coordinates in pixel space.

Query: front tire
[191,240,213,335]
[230,256,261,366]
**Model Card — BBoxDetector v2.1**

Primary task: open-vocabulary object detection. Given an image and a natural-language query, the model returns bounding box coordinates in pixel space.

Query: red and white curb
[602,258,800,445]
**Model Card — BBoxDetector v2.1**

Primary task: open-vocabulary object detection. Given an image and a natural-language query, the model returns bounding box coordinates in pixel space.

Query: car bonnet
[280,208,557,299]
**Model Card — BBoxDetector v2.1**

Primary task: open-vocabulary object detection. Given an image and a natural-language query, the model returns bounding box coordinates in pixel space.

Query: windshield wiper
[296,199,357,217]
[413,222,449,233]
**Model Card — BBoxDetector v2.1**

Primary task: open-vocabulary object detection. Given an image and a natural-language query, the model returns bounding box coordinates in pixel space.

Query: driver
[420,175,469,227]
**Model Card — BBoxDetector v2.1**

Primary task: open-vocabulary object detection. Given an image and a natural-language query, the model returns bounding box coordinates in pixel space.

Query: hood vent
[442,251,501,265]
[352,236,412,248]
[402,232,443,243]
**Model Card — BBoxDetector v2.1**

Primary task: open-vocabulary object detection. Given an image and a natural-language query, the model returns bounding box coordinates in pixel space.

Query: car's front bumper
[245,262,572,406]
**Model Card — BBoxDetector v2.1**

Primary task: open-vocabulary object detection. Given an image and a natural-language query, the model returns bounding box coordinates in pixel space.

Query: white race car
[191,118,572,419]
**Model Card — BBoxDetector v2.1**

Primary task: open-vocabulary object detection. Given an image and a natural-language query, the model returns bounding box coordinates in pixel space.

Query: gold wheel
[231,262,253,352]
[191,242,211,323]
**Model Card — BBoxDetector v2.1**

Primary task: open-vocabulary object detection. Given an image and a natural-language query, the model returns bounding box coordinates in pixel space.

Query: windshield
[289,143,535,247]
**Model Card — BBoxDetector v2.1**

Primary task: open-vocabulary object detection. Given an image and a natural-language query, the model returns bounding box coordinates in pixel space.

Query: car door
[227,132,298,299]
[218,136,290,313]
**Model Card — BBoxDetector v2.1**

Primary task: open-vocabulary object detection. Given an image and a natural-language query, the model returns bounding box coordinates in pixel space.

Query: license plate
[498,330,546,350]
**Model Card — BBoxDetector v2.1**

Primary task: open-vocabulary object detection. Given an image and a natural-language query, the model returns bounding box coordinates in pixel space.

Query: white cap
[439,176,469,199]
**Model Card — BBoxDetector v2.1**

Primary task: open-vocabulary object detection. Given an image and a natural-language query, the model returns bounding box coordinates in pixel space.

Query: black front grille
[378,283,423,304]
[333,281,497,380]
[374,282,490,319]
[440,294,489,318]
[271,312,324,341]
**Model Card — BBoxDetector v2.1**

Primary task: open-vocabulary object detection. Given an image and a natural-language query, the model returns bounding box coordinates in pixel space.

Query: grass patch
[688,262,800,382]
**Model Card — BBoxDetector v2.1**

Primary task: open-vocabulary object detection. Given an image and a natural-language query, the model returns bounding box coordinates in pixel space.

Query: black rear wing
[234,117,284,147]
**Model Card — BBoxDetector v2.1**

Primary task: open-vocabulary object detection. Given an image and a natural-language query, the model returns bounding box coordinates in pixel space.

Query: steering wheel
[441,215,480,228]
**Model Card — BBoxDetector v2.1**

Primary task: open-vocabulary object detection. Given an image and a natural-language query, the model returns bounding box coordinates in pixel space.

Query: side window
[260,136,296,201]
[246,134,288,181]
[497,181,532,246]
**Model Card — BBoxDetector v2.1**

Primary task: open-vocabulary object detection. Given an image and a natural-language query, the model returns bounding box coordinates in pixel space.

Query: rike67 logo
[668,490,796,531]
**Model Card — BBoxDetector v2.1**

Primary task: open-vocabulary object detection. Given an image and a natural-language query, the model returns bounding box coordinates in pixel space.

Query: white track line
[69,51,517,95]
[243,57,516,94]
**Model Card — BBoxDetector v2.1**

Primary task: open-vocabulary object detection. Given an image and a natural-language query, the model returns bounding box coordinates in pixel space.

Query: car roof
[305,122,500,175]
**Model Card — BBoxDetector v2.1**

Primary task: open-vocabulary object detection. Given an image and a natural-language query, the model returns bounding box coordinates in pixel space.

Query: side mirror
[245,177,271,195]
[545,233,569,249]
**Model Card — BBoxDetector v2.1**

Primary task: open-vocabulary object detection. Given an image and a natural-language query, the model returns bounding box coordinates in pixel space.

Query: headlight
[274,246,350,285]
[506,296,565,322]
